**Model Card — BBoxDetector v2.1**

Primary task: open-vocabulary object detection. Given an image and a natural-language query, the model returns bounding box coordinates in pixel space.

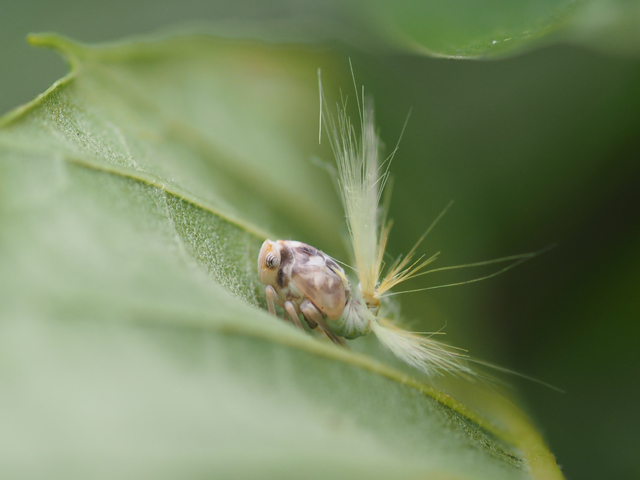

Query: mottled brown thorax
[276,240,349,320]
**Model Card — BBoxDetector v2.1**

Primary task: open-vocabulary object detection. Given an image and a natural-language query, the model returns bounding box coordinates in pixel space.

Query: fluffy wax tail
[369,319,562,390]
[318,67,390,298]
[370,319,477,379]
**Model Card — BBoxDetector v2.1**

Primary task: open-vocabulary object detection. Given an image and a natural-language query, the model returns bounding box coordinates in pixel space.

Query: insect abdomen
[328,295,373,339]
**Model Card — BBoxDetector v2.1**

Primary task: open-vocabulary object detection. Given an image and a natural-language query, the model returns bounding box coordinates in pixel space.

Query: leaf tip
[26,33,85,70]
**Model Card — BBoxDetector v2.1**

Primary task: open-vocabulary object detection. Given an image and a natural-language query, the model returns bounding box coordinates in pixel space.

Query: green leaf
[0,33,562,479]
[365,0,640,58]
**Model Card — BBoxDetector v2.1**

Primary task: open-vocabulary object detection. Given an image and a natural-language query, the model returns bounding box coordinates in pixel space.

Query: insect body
[258,236,474,378]
[257,71,538,379]
[258,239,372,342]
[255,71,481,379]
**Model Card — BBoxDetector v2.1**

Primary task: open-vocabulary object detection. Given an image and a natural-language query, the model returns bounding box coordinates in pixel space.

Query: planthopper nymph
[257,69,540,379]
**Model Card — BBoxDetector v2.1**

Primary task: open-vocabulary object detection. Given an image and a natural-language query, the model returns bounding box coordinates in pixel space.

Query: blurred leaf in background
[0,0,639,479]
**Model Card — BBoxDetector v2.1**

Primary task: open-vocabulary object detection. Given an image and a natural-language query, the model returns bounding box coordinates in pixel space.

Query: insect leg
[284,301,304,330]
[304,316,318,330]
[265,285,278,316]
[300,300,346,347]
[266,285,305,331]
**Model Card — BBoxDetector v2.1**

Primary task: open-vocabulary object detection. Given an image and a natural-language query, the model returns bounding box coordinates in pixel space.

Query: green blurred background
[1,1,639,479]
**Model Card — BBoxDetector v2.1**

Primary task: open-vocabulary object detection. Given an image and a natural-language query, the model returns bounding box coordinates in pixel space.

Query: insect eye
[265,252,279,269]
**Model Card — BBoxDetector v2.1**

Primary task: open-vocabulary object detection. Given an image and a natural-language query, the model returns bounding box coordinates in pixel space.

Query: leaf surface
[0,34,562,479]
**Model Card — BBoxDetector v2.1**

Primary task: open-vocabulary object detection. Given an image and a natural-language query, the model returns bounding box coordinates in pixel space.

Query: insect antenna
[330,255,358,273]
